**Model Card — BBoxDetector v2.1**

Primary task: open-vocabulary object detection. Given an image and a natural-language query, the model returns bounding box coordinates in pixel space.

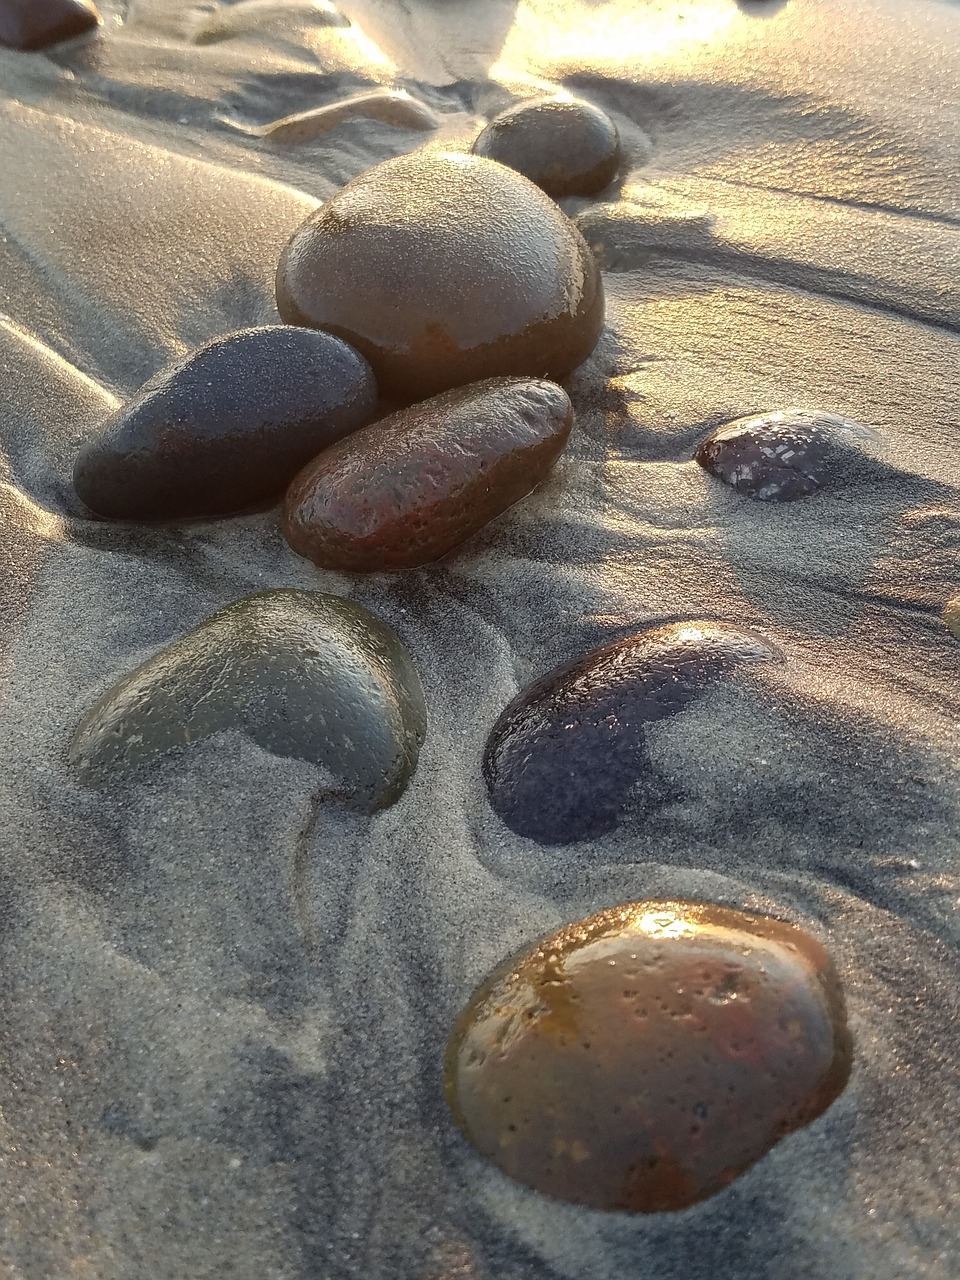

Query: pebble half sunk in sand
[445,900,852,1213]
[484,621,779,844]
[472,96,622,198]
[73,327,377,521]
[276,150,604,402]
[70,590,426,812]
[0,0,99,49]
[283,378,573,571]
[695,410,878,501]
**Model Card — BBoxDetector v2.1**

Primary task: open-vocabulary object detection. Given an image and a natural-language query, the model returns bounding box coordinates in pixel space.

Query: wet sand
[1,1,959,1276]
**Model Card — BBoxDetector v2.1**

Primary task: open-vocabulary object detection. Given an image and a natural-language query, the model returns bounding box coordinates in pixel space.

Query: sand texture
[1,0,959,1276]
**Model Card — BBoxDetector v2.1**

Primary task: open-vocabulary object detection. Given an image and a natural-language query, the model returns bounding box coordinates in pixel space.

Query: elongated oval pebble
[0,0,99,49]
[276,150,604,401]
[73,327,377,521]
[283,377,573,572]
[472,97,622,198]
[484,621,778,843]
[70,589,426,811]
[695,410,876,501]
[191,0,348,45]
[446,900,852,1212]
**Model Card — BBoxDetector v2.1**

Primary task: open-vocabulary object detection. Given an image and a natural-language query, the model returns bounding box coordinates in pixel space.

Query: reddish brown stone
[283,377,573,572]
[275,150,604,402]
[0,0,100,50]
[445,901,852,1213]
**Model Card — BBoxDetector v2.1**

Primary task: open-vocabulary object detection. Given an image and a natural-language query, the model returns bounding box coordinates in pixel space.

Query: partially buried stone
[445,900,852,1212]
[73,327,377,521]
[69,589,426,812]
[695,409,876,501]
[191,0,348,45]
[471,96,622,198]
[276,150,604,402]
[283,377,573,572]
[944,596,960,640]
[0,0,100,49]
[484,621,778,844]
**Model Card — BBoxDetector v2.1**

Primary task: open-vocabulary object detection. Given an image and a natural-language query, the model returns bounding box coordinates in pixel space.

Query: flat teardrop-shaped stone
[275,150,604,402]
[471,97,622,198]
[445,900,852,1213]
[69,589,426,812]
[73,327,377,521]
[695,410,876,501]
[0,0,99,49]
[283,377,573,572]
[483,621,779,844]
[190,0,349,45]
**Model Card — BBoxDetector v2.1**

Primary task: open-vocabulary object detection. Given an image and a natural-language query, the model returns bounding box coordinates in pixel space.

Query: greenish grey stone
[69,589,426,811]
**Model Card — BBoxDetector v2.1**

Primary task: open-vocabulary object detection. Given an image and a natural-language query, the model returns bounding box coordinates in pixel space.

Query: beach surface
[1,1,959,1276]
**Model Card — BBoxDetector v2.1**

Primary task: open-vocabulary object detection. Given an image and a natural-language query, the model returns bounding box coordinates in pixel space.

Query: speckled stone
[73,327,377,521]
[483,621,779,843]
[283,377,573,572]
[0,0,99,49]
[472,96,622,198]
[446,900,852,1213]
[70,589,426,811]
[695,410,875,501]
[275,150,604,402]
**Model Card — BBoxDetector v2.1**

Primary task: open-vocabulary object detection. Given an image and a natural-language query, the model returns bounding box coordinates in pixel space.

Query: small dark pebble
[283,377,573,572]
[73,327,377,521]
[471,96,622,198]
[0,0,99,49]
[69,589,426,811]
[276,149,604,402]
[483,620,778,843]
[694,409,875,501]
[446,899,852,1212]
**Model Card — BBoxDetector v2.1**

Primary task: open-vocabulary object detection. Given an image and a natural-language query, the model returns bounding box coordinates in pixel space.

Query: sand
[0,0,959,1276]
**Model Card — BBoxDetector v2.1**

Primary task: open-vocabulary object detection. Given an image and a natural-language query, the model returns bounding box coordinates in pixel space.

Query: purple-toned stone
[695,410,875,501]
[0,0,99,49]
[483,621,778,844]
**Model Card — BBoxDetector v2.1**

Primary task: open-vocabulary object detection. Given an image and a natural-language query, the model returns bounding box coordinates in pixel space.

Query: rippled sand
[1,1,959,1276]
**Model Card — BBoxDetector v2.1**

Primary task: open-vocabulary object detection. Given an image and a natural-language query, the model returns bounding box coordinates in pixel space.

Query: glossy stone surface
[283,377,573,572]
[472,96,622,198]
[0,0,99,49]
[695,410,876,501]
[275,150,604,402]
[446,900,852,1213]
[73,327,377,521]
[484,621,778,843]
[70,589,426,811]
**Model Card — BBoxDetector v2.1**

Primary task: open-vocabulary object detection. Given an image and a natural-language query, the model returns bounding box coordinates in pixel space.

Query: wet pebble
[694,409,876,501]
[70,589,426,811]
[73,327,377,521]
[283,377,573,572]
[276,150,604,401]
[483,621,778,844]
[472,96,622,198]
[445,900,852,1212]
[0,0,99,49]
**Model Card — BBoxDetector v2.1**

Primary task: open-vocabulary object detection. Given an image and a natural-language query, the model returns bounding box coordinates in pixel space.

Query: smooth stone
[694,409,877,501]
[69,589,426,811]
[73,327,378,521]
[0,0,99,49]
[944,596,960,639]
[191,0,348,45]
[483,621,779,844]
[256,91,440,143]
[471,96,622,198]
[283,377,573,572]
[445,900,852,1213]
[275,150,604,402]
